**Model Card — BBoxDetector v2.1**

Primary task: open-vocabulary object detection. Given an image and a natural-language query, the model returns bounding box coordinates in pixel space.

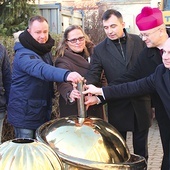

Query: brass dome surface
[0,138,63,170]
[36,116,131,165]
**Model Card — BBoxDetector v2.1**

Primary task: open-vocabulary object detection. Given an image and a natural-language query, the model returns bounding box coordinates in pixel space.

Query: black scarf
[19,29,55,56]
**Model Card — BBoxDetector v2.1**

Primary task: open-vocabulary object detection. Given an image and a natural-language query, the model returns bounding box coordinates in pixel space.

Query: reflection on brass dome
[36,116,130,164]
[0,138,63,170]
[47,116,129,163]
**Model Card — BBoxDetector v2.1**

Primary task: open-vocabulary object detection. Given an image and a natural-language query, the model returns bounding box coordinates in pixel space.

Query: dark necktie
[160,49,163,56]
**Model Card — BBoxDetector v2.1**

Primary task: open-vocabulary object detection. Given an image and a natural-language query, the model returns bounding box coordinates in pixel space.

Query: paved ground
[126,118,163,170]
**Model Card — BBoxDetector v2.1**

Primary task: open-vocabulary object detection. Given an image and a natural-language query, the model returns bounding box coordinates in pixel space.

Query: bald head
[162,38,170,69]
[163,38,170,49]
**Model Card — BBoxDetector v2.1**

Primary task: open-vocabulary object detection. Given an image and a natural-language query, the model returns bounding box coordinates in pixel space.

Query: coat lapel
[125,35,134,66]
[148,48,162,65]
[163,69,170,94]
[106,38,126,65]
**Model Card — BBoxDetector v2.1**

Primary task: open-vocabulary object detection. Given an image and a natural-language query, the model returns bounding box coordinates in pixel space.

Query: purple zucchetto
[136,6,163,31]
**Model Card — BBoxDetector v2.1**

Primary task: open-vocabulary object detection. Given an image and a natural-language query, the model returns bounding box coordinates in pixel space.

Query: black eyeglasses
[67,36,85,43]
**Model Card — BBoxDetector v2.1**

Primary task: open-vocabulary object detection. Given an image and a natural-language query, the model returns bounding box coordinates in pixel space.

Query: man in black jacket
[85,9,151,160]
[85,6,169,170]
[114,7,169,170]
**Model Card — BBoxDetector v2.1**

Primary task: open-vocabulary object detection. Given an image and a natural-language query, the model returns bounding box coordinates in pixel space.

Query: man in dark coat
[84,7,169,170]
[0,44,11,143]
[83,37,170,170]
[114,7,169,170]
[85,9,151,160]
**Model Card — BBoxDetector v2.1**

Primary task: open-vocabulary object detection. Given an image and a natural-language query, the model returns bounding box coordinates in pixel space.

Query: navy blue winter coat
[8,42,69,129]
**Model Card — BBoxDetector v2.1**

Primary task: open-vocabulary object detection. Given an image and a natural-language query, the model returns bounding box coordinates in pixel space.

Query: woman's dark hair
[56,25,94,58]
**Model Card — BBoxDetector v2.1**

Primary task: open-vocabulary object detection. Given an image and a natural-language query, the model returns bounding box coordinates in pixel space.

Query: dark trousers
[156,118,170,170]
[14,127,36,139]
[119,128,149,161]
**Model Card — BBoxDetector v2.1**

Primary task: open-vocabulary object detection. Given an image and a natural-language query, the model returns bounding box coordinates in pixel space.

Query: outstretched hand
[84,95,99,110]
[69,87,81,102]
[82,84,103,96]
[67,72,84,83]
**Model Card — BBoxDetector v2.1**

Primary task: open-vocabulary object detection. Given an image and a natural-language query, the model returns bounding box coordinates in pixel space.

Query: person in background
[84,9,151,161]
[84,6,170,170]
[55,25,106,119]
[7,16,83,139]
[83,37,170,170]
[0,44,11,143]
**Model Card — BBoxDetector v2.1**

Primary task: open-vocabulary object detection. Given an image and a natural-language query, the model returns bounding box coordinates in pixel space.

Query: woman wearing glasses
[55,25,106,119]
